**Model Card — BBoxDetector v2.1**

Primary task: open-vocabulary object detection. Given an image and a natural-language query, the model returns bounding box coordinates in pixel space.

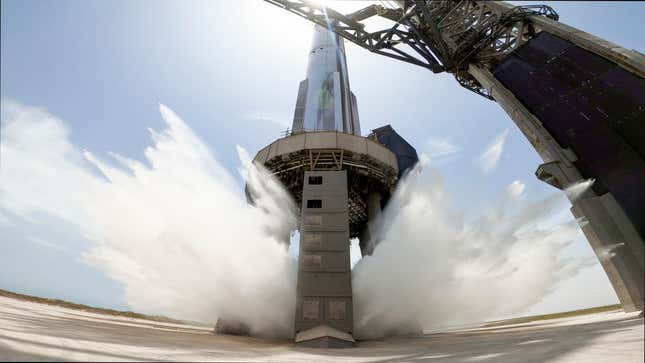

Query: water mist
[352,159,594,339]
[1,100,597,340]
[1,101,297,337]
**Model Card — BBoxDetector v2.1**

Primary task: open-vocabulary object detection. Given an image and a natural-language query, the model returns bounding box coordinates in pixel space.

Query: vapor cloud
[1,100,297,337]
[476,129,509,173]
[426,137,461,164]
[1,99,600,340]
[352,160,592,339]
[242,111,292,128]
[507,180,526,199]
[565,178,596,202]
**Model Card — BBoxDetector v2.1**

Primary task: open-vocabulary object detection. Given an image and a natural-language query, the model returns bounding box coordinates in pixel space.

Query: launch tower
[265,0,645,317]
[253,25,418,347]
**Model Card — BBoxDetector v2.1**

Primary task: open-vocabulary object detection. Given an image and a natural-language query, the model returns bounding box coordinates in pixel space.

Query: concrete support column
[359,193,383,256]
[572,194,644,312]
[294,170,355,347]
[469,63,644,313]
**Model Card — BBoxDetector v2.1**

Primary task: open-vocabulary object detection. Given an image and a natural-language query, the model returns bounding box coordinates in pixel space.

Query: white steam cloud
[426,137,461,165]
[476,129,509,173]
[352,160,591,339]
[2,100,597,340]
[1,100,297,337]
[507,180,526,199]
[564,178,596,202]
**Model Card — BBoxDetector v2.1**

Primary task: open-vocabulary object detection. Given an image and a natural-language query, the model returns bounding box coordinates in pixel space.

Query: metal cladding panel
[295,297,353,333]
[304,171,348,190]
[598,69,645,159]
[277,133,306,155]
[254,145,271,164]
[333,72,343,131]
[370,125,419,177]
[493,31,645,239]
[293,25,360,135]
[366,141,398,167]
[493,58,547,114]
[304,193,347,211]
[569,124,645,231]
[350,92,361,136]
[301,231,350,251]
[305,131,337,149]
[325,298,352,322]
[302,213,349,232]
[542,56,585,90]
[266,142,280,161]
[337,132,367,155]
[298,272,352,296]
[602,67,645,105]
[562,45,615,76]
[514,31,571,67]
[292,79,308,132]
[300,251,350,272]
[296,170,352,335]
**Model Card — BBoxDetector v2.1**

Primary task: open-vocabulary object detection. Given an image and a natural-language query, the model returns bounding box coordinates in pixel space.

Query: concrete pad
[0,295,642,362]
[295,325,355,348]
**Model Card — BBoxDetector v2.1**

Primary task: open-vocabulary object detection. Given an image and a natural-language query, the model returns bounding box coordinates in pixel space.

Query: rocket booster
[291,25,361,136]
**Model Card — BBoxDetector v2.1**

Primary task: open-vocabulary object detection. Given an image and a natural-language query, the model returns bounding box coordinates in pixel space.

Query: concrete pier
[294,171,354,347]
[359,192,383,257]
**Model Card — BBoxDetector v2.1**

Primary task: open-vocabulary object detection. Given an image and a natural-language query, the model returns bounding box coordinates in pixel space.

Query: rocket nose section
[310,24,339,52]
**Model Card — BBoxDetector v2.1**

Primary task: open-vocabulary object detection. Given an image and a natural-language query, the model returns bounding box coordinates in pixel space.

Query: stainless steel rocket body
[292,25,361,136]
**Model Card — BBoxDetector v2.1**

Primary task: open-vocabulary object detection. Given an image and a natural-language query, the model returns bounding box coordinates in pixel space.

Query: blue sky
[1,1,643,315]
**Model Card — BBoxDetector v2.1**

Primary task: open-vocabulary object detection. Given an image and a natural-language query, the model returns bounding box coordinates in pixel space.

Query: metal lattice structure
[265,0,558,98]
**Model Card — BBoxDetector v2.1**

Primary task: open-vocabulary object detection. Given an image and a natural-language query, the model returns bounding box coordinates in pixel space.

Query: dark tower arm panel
[492,32,645,240]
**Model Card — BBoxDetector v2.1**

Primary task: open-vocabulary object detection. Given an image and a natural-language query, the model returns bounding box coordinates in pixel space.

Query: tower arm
[265,0,446,72]
[263,0,559,98]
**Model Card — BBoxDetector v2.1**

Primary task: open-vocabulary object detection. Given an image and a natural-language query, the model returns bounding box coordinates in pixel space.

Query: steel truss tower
[265,0,645,313]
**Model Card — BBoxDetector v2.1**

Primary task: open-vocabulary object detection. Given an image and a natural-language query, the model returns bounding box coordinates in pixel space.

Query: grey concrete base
[296,336,355,348]
[295,325,356,348]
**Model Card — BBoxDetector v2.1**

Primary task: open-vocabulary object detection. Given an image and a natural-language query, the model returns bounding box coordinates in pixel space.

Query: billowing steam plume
[1,100,297,337]
[352,159,594,339]
[1,100,596,340]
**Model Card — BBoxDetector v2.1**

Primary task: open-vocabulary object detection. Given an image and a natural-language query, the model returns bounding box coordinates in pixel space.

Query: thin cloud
[0,211,14,227]
[243,111,291,128]
[27,236,72,254]
[1,100,298,337]
[425,137,461,165]
[427,137,460,157]
[476,129,509,173]
[507,180,526,199]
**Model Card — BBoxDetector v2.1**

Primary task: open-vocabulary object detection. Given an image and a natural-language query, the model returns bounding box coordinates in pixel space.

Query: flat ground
[0,295,642,362]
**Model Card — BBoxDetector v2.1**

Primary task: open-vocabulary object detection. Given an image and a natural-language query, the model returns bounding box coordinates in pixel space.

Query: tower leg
[294,171,355,347]
[359,193,383,256]
[469,63,645,314]
[571,194,644,312]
